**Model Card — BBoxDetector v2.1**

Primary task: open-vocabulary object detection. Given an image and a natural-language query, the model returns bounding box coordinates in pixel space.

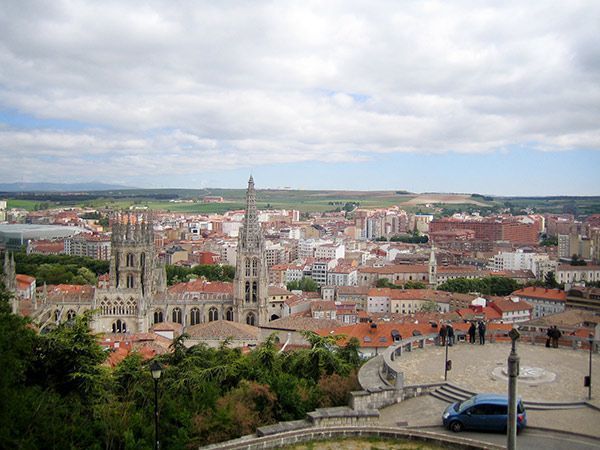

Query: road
[431,426,600,450]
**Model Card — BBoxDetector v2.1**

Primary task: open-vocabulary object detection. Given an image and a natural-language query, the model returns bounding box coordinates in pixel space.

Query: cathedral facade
[9,177,269,334]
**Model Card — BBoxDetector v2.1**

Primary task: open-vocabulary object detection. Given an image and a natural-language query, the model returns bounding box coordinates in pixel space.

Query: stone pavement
[390,342,600,402]
[378,394,600,439]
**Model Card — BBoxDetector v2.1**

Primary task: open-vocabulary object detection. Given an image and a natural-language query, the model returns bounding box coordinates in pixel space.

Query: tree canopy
[437,276,520,296]
[0,281,361,448]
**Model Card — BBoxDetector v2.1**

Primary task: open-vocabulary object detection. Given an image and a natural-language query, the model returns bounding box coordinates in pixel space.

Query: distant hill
[0,182,135,192]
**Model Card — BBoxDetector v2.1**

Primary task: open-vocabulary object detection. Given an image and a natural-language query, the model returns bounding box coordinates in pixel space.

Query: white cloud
[0,0,599,184]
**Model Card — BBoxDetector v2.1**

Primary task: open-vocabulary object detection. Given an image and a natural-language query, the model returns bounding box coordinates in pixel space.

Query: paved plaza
[391,342,600,402]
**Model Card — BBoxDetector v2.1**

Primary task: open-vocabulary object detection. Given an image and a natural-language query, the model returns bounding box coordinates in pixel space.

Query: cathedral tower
[234,176,268,326]
[94,213,164,333]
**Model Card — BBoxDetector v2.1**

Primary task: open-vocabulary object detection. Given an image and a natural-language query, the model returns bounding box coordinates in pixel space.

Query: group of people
[468,321,487,345]
[438,320,487,346]
[438,323,455,346]
[546,325,562,348]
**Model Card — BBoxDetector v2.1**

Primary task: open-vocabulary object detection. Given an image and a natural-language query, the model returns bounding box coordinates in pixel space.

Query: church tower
[234,176,268,326]
[428,245,438,289]
[93,213,163,333]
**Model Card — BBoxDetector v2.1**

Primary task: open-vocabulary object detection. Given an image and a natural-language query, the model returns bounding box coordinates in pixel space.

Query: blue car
[442,393,527,433]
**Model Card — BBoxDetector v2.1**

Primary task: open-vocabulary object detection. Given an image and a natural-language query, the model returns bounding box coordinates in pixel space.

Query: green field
[2,189,600,216]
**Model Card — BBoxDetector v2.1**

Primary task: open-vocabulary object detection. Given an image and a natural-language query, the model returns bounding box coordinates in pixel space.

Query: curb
[526,426,600,441]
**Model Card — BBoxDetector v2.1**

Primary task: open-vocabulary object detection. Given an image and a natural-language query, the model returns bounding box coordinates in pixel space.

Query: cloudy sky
[1,0,599,195]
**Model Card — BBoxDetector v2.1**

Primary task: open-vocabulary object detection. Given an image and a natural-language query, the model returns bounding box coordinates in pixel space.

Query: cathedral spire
[241,175,260,250]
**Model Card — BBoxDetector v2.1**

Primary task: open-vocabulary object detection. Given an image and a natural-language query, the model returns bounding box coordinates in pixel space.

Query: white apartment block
[326,266,358,286]
[64,233,111,260]
[314,243,345,260]
[367,293,390,314]
[489,250,550,278]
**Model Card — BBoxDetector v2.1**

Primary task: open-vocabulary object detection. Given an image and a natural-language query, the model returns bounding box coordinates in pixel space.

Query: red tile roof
[511,286,566,302]
[168,279,233,294]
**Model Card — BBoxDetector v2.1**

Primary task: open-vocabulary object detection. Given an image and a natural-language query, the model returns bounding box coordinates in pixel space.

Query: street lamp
[444,327,451,381]
[507,328,520,450]
[587,333,594,400]
[150,360,163,450]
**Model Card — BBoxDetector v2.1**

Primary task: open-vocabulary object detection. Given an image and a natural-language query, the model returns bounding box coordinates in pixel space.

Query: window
[112,319,127,333]
[127,274,134,289]
[172,307,182,324]
[126,253,135,267]
[190,307,201,325]
[226,308,234,321]
[246,312,256,326]
[208,307,218,322]
[66,310,76,321]
[154,310,164,324]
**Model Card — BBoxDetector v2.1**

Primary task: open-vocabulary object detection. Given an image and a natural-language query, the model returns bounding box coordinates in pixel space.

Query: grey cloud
[0,0,599,183]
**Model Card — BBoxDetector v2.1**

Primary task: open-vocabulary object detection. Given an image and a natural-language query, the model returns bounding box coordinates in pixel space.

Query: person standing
[447,323,455,346]
[468,322,476,344]
[478,320,486,345]
[439,323,447,346]
[552,325,562,348]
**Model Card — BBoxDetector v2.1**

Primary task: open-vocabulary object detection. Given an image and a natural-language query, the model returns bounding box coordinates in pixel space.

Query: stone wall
[199,426,505,450]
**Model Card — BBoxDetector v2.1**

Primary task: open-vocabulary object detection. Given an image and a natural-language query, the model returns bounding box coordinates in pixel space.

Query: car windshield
[456,397,476,412]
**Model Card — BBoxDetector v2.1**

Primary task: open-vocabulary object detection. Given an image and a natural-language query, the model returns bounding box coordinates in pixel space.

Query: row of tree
[437,276,521,296]
[13,252,109,285]
[0,282,361,448]
[166,264,235,285]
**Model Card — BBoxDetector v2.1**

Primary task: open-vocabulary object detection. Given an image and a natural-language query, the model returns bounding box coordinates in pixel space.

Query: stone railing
[200,425,505,450]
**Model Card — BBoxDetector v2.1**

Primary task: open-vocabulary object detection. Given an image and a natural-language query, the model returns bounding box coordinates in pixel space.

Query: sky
[1,0,599,195]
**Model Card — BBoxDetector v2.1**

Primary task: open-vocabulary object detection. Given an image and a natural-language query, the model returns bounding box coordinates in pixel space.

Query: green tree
[545,271,559,288]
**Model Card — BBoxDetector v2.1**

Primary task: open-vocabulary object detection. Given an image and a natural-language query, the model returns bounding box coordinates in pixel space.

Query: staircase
[430,383,586,411]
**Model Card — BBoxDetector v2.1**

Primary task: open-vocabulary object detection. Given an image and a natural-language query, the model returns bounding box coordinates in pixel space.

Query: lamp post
[589,333,594,401]
[507,328,520,450]
[444,327,450,381]
[150,360,163,450]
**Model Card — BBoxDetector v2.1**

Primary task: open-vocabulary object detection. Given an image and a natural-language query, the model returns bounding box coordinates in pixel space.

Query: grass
[6,199,40,211]
[281,437,448,450]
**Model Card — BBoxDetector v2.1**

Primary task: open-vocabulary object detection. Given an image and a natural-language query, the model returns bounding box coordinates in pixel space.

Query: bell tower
[234,176,268,326]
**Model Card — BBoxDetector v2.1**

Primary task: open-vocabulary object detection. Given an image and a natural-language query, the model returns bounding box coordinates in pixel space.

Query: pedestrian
[546,327,552,347]
[447,323,455,346]
[551,325,562,348]
[468,322,476,344]
[439,323,447,346]
[478,320,486,345]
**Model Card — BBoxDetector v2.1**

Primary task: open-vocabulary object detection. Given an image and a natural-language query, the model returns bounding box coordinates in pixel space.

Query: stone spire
[234,176,268,326]
[240,175,261,251]
[429,244,438,288]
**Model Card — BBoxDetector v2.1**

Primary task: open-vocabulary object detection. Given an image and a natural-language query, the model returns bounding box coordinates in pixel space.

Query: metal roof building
[0,224,86,250]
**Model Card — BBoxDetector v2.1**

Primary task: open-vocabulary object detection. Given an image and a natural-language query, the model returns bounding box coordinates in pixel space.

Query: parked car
[442,393,527,433]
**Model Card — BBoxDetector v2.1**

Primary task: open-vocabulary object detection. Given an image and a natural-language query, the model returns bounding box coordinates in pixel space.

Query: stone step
[523,401,586,410]
[430,390,460,404]
[442,383,477,397]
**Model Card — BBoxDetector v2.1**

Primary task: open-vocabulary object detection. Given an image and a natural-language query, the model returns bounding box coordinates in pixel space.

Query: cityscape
[1,1,600,450]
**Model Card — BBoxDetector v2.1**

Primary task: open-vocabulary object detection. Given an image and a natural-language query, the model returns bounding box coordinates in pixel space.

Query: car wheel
[450,421,463,432]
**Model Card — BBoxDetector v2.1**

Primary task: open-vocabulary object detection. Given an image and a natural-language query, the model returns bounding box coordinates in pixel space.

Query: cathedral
[4,177,270,334]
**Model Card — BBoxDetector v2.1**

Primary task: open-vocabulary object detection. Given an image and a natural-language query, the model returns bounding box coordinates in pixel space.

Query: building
[0,200,6,222]
[12,177,272,334]
[488,298,533,323]
[0,224,85,251]
[556,264,600,285]
[489,249,550,278]
[510,286,566,319]
[429,216,541,245]
[64,233,111,260]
